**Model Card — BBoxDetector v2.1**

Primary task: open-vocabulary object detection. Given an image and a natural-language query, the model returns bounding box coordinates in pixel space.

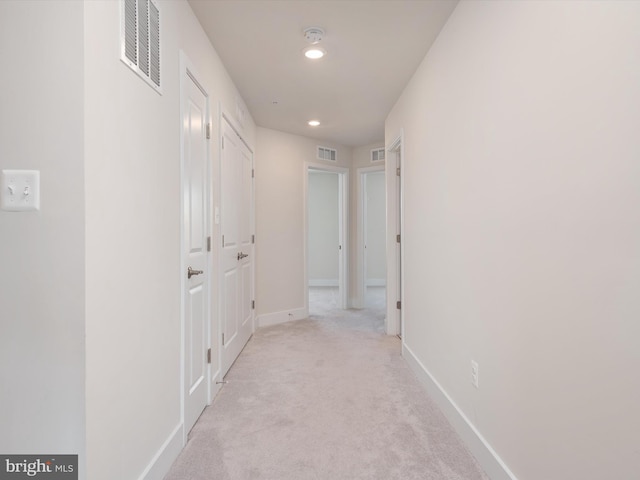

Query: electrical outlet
[471,360,479,388]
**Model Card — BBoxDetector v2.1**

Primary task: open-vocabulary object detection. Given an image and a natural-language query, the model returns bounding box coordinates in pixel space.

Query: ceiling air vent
[317,146,337,162]
[371,148,385,163]
[121,0,161,93]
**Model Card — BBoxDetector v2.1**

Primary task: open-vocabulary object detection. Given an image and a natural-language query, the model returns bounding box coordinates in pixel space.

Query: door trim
[356,165,386,309]
[386,132,403,337]
[304,162,349,313]
[179,51,212,444]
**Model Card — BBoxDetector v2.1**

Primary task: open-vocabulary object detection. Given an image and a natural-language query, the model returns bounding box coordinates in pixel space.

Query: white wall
[308,171,339,284]
[0,1,86,476]
[386,1,640,479]
[255,128,351,321]
[365,171,386,283]
[84,1,254,479]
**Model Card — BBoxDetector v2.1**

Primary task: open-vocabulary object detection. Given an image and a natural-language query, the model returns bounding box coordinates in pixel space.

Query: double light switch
[1,170,40,211]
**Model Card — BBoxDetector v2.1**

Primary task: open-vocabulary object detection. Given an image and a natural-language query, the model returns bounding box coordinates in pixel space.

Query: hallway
[165,301,488,480]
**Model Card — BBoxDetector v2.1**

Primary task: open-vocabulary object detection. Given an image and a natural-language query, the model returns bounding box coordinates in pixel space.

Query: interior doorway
[180,55,211,438]
[305,164,348,316]
[386,136,403,337]
[220,114,255,377]
[357,166,386,315]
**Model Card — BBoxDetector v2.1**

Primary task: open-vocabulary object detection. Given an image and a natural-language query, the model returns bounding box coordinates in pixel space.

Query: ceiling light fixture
[304,47,326,60]
[308,120,320,127]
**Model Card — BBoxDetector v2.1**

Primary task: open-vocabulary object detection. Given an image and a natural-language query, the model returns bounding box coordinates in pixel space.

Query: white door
[220,117,254,377]
[182,70,210,433]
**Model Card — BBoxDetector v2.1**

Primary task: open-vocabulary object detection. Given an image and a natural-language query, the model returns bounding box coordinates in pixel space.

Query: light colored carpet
[165,289,489,480]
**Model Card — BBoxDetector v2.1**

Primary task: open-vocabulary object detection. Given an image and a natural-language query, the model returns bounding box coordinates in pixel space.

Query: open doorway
[306,165,348,316]
[363,170,386,310]
[386,135,403,337]
[357,167,387,318]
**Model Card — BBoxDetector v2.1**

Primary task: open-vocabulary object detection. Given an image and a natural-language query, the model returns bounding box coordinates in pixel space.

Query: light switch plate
[1,170,40,211]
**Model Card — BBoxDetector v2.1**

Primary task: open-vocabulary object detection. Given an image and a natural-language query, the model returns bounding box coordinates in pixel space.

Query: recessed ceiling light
[308,120,320,127]
[304,47,326,60]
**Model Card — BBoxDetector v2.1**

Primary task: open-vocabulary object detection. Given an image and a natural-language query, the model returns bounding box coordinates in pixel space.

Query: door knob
[188,266,203,279]
[237,252,249,261]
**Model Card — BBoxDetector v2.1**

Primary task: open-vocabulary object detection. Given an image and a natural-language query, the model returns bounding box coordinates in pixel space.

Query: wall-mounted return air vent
[371,148,385,163]
[317,146,337,162]
[121,0,161,93]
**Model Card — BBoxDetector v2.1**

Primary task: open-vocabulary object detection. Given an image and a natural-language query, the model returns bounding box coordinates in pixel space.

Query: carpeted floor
[164,289,489,480]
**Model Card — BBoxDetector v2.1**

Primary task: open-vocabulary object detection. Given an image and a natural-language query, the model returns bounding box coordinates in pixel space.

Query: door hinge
[222,234,225,247]
[207,348,211,364]
[207,236,211,252]
[396,301,402,310]
[251,234,255,244]
[222,137,224,149]
[396,234,401,243]
[222,333,225,346]
[206,123,211,140]
[251,300,255,310]
[251,168,255,178]
[396,167,401,176]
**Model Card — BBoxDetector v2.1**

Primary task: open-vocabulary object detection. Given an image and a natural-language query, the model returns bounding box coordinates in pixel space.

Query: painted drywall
[255,127,351,318]
[0,1,86,476]
[84,1,254,479]
[386,1,640,479]
[365,171,386,283]
[308,171,339,284]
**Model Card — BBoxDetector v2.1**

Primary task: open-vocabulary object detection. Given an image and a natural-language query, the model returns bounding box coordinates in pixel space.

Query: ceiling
[188,0,459,147]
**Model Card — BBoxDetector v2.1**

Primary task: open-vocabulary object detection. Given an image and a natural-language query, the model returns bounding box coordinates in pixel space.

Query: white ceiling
[188,0,459,147]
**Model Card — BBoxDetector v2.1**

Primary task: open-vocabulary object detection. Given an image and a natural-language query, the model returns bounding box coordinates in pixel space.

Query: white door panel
[182,70,210,434]
[221,118,254,376]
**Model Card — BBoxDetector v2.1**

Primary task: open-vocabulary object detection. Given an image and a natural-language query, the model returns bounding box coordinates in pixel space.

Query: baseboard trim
[308,279,339,287]
[257,307,308,328]
[138,423,183,480]
[402,343,518,480]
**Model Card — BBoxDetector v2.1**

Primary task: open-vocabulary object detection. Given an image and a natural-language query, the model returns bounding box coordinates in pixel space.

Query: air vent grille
[124,0,137,64]
[149,2,160,86]
[121,0,161,93]
[371,148,385,162]
[137,0,149,76]
[317,146,337,162]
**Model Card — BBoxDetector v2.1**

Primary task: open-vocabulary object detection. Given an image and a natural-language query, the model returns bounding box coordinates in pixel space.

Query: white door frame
[304,162,349,312]
[356,165,385,309]
[386,133,403,337]
[179,52,212,443]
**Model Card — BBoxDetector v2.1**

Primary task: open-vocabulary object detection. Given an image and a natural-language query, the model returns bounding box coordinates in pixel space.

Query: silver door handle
[188,266,203,279]
[237,252,249,261]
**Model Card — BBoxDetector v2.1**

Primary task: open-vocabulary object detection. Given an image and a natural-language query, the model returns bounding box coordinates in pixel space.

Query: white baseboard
[402,343,518,480]
[366,278,386,287]
[138,423,183,480]
[309,279,339,287]
[257,307,308,328]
